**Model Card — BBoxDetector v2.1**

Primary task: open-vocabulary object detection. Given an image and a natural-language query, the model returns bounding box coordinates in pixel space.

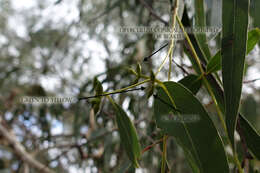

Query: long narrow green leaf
[154,82,229,173]
[194,0,211,60]
[111,100,141,168]
[181,1,259,164]
[222,0,250,146]
[206,28,260,74]
[181,8,226,114]
[239,115,260,160]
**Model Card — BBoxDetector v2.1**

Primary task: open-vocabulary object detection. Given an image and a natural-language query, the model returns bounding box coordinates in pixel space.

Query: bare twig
[243,78,260,83]
[138,0,169,26]
[0,118,55,173]
[78,87,145,100]
[87,1,121,25]
[172,59,190,75]
[141,137,165,154]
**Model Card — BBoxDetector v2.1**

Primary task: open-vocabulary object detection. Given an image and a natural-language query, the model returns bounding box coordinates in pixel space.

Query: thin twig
[87,1,121,25]
[141,137,165,154]
[138,0,169,26]
[243,78,260,83]
[0,118,55,173]
[172,59,189,75]
[78,87,145,101]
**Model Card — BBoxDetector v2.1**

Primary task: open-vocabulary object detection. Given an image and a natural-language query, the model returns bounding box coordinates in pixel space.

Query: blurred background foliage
[0,0,259,172]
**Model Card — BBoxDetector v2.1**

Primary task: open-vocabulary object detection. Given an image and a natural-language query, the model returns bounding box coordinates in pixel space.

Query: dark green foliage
[110,100,141,168]
[206,28,260,74]
[178,74,202,95]
[239,115,260,160]
[222,0,250,146]
[154,82,229,173]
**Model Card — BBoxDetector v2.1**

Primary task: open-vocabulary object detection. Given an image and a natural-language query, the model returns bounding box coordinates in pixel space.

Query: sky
[4,0,124,172]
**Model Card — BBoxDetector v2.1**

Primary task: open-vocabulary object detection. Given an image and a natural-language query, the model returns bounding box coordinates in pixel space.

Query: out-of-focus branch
[138,0,169,26]
[0,118,55,173]
[243,78,260,83]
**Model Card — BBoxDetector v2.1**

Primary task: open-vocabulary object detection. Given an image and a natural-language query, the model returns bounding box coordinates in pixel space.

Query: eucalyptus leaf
[206,28,260,74]
[154,82,229,173]
[239,115,260,160]
[194,0,211,60]
[111,100,141,168]
[222,0,250,146]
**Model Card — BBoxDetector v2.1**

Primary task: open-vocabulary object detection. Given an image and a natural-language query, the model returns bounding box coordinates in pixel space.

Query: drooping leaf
[239,115,260,160]
[182,7,208,68]
[222,0,250,146]
[250,0,260,30]
[193,56,260,163]
[194,0,211,60]
[178,74,202,95]
[111,100,141,168]
[181,2,260,162]
[207,28,260,74]
[181,7,226,114]
[154,82,229,173]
